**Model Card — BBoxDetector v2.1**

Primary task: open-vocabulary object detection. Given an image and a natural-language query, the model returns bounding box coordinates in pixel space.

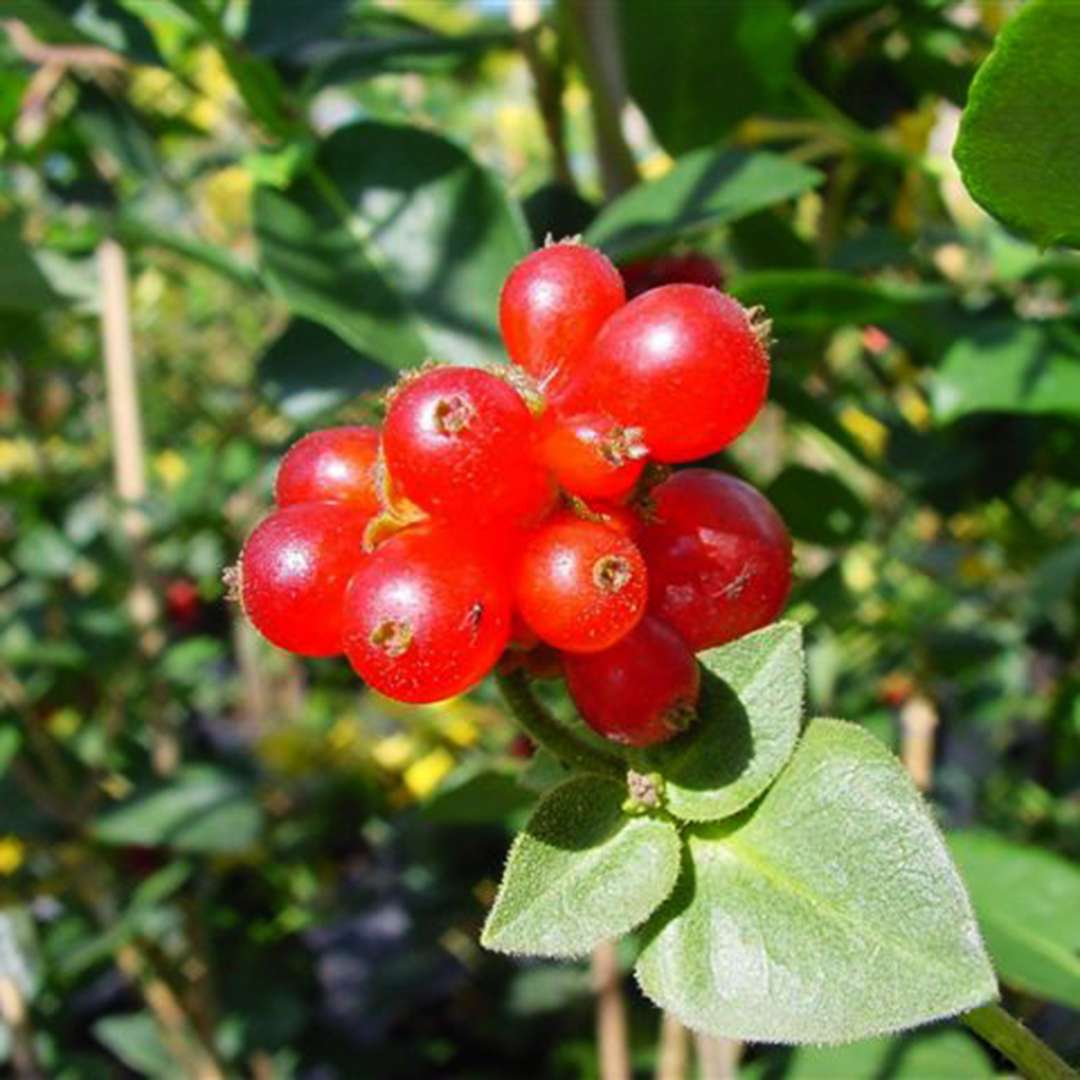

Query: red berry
[538,410,647,501]
[342,525,512,704]
[165,578,201,628]
[275,426,381,513]
[239,502,370,657]
[382,366,553,524]
[559,285,769,462]
[564,616,700,747]
[620,253,724,298]
[638,469,791,652]
[499,241,625,391]
[515,514,647,654]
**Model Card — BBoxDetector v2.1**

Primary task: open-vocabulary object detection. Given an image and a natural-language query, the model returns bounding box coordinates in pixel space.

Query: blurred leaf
[0,216,62,312]
[422,764,534,828]
[746,1028,994,1078]
[1,0,162,63]
[636,623,804,823]
[932,321,1080,422]
[93,1012,173,1076]
[620,0,797,153]
[729,270,945,335]
[482,776,681,958]
[636,720,996,1043]
[954,0,1080,247]
[766,465,867,546]
[771,370,875,467]
[507,963,591,1016]
[585,149,821,261]
[244,0,350,57]
[0,908,40,1000]
[93,766,263,853]
[257,318,390,421]
[255,122,528,370]
[949,830,1080,1009]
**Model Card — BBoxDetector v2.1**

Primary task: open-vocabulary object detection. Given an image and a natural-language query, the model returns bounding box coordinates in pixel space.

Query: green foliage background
[0,0,1077,1075]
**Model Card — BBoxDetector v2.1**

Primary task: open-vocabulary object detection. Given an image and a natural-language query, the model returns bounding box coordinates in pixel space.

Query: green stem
[962,1004,1077,1080]
[495,669,625,780]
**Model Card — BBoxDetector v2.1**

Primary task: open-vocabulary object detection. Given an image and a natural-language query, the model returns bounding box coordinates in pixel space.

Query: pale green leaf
[482,776,681,958]
[949,830,1080,1010]
[636,719,996,1044]
[636,622,803,822]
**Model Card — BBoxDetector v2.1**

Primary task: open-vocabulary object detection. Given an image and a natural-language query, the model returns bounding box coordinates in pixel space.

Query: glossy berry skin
[638,469,791,652]
[342,526,512,704]
[515,515,647,654]
[383,366,553,524]
[275,426,381,513]
[620,253,725,298]
[564,616,700,747]
[538,411,647,501]
[559,284,769,462]
[499,242,625,390]
[240,502,370,657]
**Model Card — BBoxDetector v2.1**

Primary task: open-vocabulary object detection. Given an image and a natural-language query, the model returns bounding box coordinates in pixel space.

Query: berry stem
[961,1004,1076,1080]
[495,669,625,780]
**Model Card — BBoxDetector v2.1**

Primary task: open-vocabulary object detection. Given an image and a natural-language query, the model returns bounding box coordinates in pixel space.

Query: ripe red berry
[620,253,725,298]
[538,410,647,501]
[239,502,370,657]
[515,514,647,653]
[342,525,512,704]
[382,366,553,524]
[165,578,201,629]
[559,284,769,462]
[275,426,381,513]
[638,469,791,652]
[563,616,700,747]
[499,241,625,391]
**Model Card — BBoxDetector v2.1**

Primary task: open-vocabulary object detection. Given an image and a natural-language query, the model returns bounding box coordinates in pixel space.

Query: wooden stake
[655,1010,689,1080]
[592,941,631,1080]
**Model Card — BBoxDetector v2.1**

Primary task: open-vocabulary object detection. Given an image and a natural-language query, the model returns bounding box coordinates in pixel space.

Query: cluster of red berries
[236,241,792,748]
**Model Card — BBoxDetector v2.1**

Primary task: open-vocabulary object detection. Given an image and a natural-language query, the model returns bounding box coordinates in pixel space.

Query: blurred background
[1,0,1077,1076]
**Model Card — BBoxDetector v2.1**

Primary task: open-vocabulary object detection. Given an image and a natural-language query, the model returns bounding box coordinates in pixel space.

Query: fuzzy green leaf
[636,719,996,1044]
[954,0,1080,248]
[949,830,1080,1009]
[636,622,803,822]
[482,776,681,959]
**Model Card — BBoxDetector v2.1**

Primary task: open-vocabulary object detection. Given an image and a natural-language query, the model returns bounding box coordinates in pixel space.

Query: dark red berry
[165,578,201,629]
[382,366,553,524]
[275,426,381,513]
[620,253,724,298]
[515,514,647,653]
[239,502,370,657]
[538,410,647,501]
[638,469,791,652]
[342,525,512,704]
[559,284,769,462]
[499,241,625,391]
[563,616,700,747]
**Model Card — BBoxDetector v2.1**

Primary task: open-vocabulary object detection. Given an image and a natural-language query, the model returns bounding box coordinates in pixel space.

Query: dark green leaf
[244,0,350,57]
[954,0,1080,247]
[93,766,263,853]
[765,465,867,546]
[255,122,528,370]
[0,215,63,312]
[636,623,804,823]
[932,321,1080,422]
[620,0,798,153]
[93,1013,174,1076]
[636,719,996,1043]
[585,149,821,261]
[482,776,681,958]
[257,319,390,421]
[949,830,1080,1009]
[422,764,535,828]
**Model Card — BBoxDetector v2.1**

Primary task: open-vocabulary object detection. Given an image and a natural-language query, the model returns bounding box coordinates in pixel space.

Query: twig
[962,1004,1076,1080]
[2,19,125,69]
[900,694,938,793]
[0,976,44,1080]
[592,941,631,1080]
[694,1034,743,1079]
